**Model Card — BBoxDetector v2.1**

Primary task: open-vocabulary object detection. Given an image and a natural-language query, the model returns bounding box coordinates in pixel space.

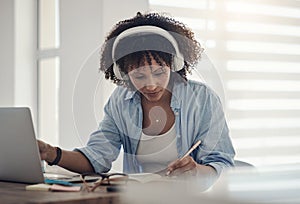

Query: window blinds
[149,0,300,167]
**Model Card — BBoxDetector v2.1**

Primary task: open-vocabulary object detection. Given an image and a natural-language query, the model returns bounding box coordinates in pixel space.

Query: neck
[141,90,172,107]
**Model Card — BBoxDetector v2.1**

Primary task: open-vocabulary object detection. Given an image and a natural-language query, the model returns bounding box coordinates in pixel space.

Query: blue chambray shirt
[76,80,235,176]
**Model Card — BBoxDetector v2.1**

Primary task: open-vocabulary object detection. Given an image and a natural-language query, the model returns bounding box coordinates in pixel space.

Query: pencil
[179,140,202,161]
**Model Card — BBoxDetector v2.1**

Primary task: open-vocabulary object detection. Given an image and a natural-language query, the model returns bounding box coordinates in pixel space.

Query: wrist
[47,146,62,166]
[196,163,217,177]
[45,145,56,162]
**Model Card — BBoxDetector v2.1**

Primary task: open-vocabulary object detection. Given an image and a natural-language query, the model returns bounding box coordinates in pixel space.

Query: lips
[145,91,158,95]
[144,91,161,98]
[146,92,159,96]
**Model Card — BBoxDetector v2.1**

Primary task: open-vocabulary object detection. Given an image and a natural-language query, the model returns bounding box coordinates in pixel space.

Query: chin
[144,94,163,102]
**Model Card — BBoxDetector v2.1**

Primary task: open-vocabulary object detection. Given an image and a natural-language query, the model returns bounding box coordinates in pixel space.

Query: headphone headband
[112,25,184,80]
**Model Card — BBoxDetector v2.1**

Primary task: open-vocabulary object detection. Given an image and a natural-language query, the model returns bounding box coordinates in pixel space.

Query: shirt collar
[170,83,182,110]
[124,89,141,104]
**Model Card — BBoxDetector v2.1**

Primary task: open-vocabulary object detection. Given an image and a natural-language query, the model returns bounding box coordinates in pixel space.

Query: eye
[153,72,164,76]
[132,74,145,80]
[135,76,144,80]
[153,68,166,77]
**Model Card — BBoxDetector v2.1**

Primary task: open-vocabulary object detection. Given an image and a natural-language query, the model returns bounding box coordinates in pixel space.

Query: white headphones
[111,25,185,80]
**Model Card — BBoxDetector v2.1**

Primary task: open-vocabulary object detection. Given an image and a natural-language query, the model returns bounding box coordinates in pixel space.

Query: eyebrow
[152,66,165,73]
[130,66,165,74]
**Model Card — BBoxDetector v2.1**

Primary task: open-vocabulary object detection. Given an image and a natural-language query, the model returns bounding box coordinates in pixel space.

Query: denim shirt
[76,80,235,176]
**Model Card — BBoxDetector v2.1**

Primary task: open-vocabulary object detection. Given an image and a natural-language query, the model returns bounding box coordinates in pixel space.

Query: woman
[38,12,235,179]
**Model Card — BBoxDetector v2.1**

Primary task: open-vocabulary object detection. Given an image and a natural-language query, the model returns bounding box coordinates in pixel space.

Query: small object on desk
[26,183,81,192]
[43,172,77,180]
[25,183,52,191]
[106,185,125,192]
[44,178,78,186]
[50,184,81,192]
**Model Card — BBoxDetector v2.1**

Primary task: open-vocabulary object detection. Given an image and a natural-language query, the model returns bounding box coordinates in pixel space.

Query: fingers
[37,140,45,150]
[37,141,47,160]
[37,140,50,161]
[166,156,197,177]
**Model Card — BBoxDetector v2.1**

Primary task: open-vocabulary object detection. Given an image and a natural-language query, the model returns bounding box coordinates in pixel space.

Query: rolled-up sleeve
[193,86,235,176]
[75,98,122,173]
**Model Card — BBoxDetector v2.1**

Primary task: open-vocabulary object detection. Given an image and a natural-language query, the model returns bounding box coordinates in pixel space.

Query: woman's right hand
[37,139,55,162]
[37,140,94,173]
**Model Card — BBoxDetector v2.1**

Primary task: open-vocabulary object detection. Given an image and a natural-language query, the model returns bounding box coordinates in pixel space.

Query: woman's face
[128,57,171,102]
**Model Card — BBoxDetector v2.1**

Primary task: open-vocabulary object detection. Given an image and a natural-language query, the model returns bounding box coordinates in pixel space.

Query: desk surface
[0,181,121,204]
[2,165,300,204]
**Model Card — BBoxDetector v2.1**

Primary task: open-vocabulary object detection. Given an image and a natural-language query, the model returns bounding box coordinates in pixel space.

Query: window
[37,0,60,145]
[150,0,300,166]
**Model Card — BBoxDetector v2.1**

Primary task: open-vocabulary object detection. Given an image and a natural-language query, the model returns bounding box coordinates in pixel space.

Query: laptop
[0,107,44,184]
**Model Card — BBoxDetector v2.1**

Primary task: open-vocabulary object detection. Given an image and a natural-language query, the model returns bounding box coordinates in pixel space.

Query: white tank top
[136,124,178,173]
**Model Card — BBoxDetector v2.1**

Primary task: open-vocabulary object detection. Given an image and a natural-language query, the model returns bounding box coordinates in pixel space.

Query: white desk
[123,164,300,204]
[208,164,300,203]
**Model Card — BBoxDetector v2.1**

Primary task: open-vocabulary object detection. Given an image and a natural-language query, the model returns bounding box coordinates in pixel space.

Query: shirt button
[175,112,179,116]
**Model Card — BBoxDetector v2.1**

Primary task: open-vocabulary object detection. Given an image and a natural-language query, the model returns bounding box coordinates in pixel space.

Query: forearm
[196,164,217,177]
[45,145,94,174]
[195,164,218,190]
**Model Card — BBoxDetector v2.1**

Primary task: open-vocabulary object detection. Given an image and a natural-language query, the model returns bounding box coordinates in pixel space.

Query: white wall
[14,0,38,125]
[0,0,15,106]
[58,0,104,149]
[0,0,37,126]
[59,0,149,150]
[58,0,148,172]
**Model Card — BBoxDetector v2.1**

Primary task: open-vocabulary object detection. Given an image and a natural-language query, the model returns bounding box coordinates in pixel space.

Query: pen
[166,140,202,176]
[179,140,202,161]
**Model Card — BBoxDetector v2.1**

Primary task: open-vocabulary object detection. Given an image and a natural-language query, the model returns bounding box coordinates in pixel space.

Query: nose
[144,76,157,91]
[145,84,157,91]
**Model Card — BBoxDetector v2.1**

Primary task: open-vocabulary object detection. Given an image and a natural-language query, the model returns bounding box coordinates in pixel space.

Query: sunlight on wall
[150,0,300,167]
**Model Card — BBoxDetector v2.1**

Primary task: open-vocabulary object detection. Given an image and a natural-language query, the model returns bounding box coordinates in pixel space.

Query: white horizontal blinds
[149,0,300,167]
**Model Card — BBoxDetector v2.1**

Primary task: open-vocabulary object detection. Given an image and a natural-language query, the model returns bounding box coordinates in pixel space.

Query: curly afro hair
[99,12,202,87]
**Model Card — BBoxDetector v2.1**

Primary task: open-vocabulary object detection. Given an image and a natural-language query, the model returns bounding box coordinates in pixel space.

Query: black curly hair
[99,12,202,88]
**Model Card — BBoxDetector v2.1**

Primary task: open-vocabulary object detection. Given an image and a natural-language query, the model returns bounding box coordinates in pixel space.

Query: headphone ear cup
[172,55,184,71]
[113,62,123,80]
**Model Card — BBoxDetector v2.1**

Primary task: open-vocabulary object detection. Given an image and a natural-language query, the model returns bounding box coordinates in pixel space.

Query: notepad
[26,183,81,192]
[51,184,81,192]
[26,183,52,191]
